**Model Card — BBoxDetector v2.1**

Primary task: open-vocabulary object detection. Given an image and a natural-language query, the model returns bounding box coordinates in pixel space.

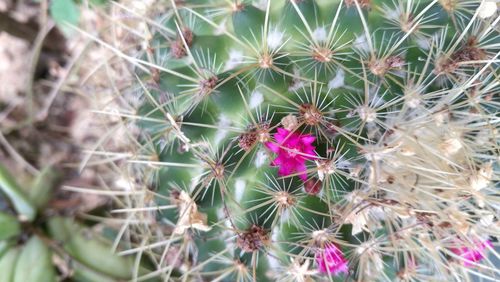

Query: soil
[0,1,112,216]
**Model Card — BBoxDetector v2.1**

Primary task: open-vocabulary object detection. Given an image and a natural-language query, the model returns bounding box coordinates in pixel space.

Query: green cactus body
[100,0,499,281]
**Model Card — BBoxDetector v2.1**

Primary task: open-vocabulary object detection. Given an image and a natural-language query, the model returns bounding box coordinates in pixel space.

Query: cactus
[91,0,499,281]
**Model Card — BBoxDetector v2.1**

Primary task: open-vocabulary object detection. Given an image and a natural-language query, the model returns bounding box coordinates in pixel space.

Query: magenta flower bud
[265,128,317,181]
[315,243,349,275]
[304,177,322,195]
[451,239,492,267]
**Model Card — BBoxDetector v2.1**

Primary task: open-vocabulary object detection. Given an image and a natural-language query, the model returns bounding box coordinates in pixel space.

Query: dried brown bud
[304,177,322,195]
[199,76,218,96]
[237,224,269,252]
[299,103,323,126]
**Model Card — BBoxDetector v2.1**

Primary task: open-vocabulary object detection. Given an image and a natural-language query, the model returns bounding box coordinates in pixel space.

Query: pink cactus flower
[315,243,349,275]
[265,128,316,181]
[451,239,492,267]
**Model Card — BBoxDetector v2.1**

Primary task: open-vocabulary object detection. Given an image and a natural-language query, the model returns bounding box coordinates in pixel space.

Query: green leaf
[67,232,136,279]
[50,0,80,36]
[0,241,13,259]
[72,262,119,282]
[0,212,21,240]
[0,164,36,221]
[0,248,20,282]
[48,217,135,280]
[47,216,71,242]
[13,236,57,282]
[27,167,60,210]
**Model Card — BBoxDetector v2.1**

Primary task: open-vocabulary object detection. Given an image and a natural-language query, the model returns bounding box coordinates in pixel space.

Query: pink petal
[294,162,308,181]
[316,244,348,275]
[302,147,317,159]
[451,239,492,267]
[275,128,290,142]
[265,142,280,153]
[266,127,318,181]
[301,135,316,145]
[277,159,296,176]
[271,156,284,166]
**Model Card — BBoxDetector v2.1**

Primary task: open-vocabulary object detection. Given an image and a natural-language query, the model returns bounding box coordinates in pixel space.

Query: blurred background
[0,1,147,280]
[0,0,110,221]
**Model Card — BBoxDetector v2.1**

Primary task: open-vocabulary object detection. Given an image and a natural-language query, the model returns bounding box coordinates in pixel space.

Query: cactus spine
[91,0,499,281]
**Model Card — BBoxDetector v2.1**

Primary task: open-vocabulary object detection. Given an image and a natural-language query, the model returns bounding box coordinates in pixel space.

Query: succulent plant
[91,0,499,281]
[0,164,138,282]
